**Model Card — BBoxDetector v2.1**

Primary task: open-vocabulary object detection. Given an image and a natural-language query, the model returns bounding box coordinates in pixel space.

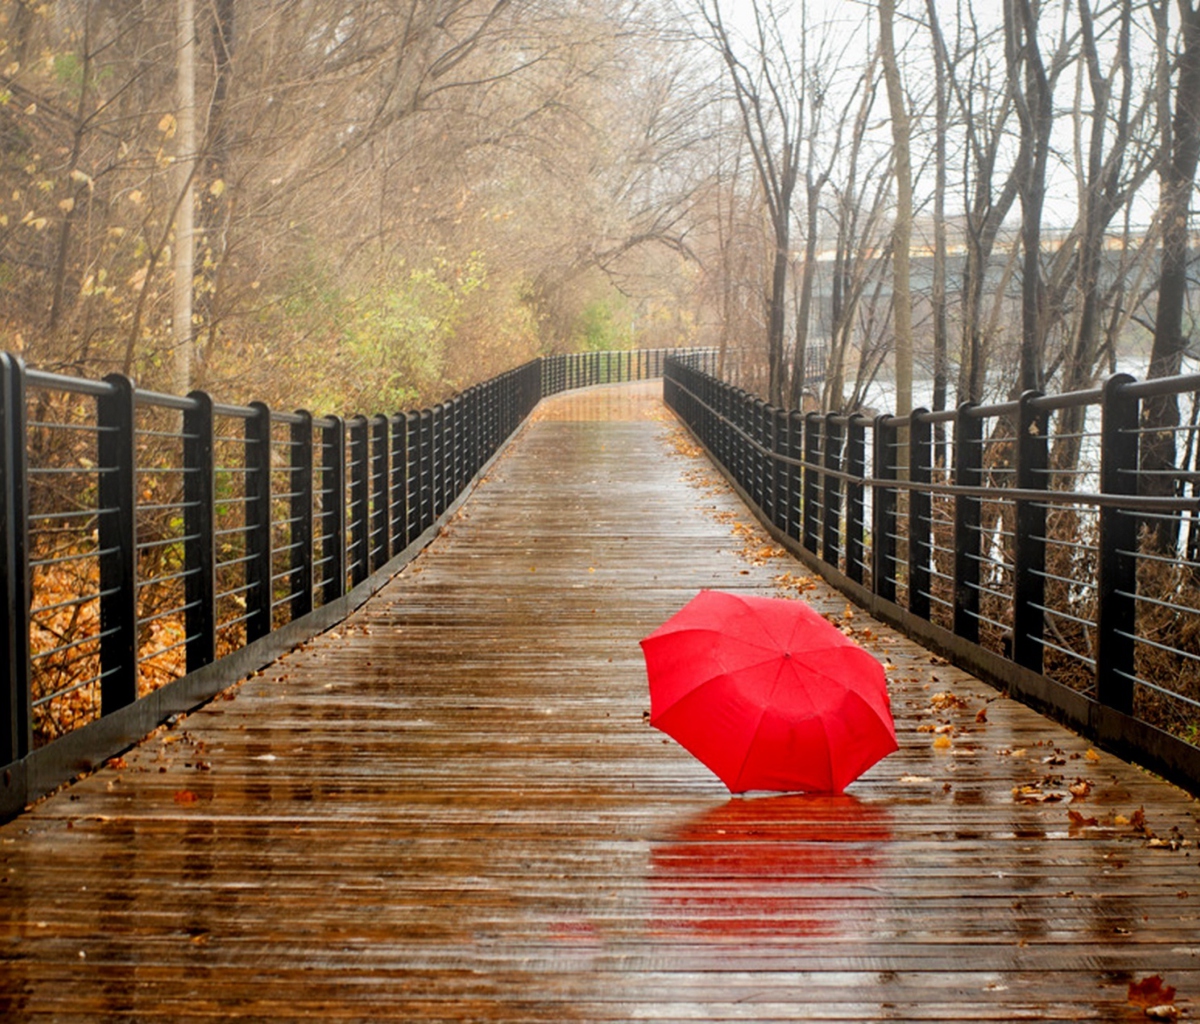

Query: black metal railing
[0,346,714,817]
[665,357,1200,795]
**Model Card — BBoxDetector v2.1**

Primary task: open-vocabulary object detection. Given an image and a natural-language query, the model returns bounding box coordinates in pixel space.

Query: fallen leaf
[1068,779,1093,799]
[173,790,198,805]
[1013,785,1067,804]
[933,734,953,750]
[975,706,988,723]
[1085,748,1101,762]
[1128,976,1176,1008]
[1067,810,1098,828]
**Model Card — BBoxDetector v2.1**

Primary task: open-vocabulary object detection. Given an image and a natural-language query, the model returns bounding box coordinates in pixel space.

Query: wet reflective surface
[1,382,1198,1021]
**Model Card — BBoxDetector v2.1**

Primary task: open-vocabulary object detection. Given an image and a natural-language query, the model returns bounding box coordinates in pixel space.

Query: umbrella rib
[649,652,790,721]
[729,658,791,792]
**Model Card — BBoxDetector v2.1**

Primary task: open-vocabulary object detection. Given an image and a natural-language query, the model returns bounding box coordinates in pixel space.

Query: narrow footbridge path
[3,383,1200,1022]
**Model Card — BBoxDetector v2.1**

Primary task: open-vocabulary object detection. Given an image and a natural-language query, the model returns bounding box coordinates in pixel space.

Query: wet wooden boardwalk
[3,381,1200,1022]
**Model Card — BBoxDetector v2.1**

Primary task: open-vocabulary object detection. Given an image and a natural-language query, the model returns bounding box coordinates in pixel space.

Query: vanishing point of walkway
[2,382,1200,1021]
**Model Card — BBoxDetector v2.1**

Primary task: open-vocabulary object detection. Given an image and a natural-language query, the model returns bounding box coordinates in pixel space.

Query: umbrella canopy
[640,590,897,793]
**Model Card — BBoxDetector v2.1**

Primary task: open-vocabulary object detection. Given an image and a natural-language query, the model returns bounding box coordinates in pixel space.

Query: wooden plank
[2,381,1199,1022]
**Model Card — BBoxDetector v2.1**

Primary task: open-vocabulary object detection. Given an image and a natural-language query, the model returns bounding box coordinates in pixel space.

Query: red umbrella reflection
[649,794,891,941]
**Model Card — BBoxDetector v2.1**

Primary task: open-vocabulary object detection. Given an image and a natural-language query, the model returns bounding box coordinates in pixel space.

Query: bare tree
[1142,0,1200,549]
[690,0,801,406]
[880,0,914,419]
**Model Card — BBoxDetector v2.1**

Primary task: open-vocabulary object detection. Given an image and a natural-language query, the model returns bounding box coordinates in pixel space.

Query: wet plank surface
[3,380,1200,1022]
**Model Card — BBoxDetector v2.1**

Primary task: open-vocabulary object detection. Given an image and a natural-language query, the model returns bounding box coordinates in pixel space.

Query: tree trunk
[1007,0,1054,396]
[880,0,912,421]
[925,0,948,425]
[767,222,789,408]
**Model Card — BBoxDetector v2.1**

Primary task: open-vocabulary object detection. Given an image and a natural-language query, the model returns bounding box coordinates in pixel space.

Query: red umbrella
[640,590,897,793]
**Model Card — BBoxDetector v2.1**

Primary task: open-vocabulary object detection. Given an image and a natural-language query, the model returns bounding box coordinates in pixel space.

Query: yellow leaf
[933,734,952,750]
[158,113,177,137]
[209,178,225,197]
[1085,748,1100,762]
[58,197,74,213]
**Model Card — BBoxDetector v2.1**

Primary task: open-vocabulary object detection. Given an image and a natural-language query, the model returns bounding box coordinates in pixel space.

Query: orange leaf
[1128,975,1175,1007]
[173,790,198,805]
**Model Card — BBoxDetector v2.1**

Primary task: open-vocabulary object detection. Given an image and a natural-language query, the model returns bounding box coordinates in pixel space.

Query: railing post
[714,383,728,468]
[450,396,462,504]
[752,398,767,510]
[183,391,217,671]
[953,403,982,643]
[419,408,434,532]
[872,414,898,603]
[1096,374,1139,715]
[290,410,314,620]
[320,416,346,606]
[738,392,753,494]
[909,408,932,620]
[467,386,480,479]
[822,412,843,568]
[786,409,804,543]
[772,407,788,534]
[347,415,369,587]
[98,373,139,713]
[1012,391,1048,672]
[245,401,274,642]
[390,413,408,557]
[845,413,867,585]
[432,403,446,517]
[370,414,389,571]
[0,354,31,763]
[802,413,821,554]
[404,411,420,545]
